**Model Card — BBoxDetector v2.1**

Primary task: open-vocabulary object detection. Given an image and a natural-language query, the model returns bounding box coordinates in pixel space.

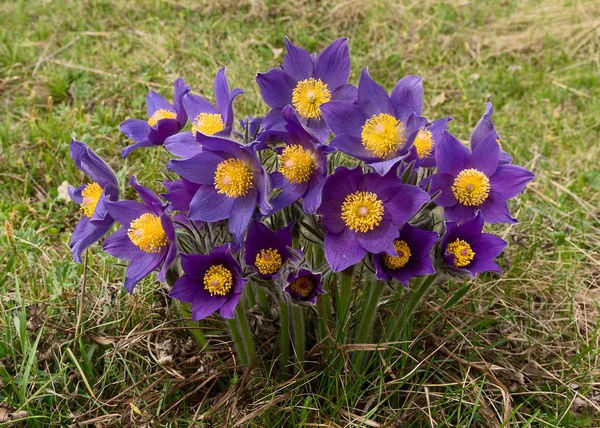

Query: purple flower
[320,166,430,272]
[373,224,438,287]
[164,68,243,158]
[68,139,119,263]
[244,220,294,279]
[168,136,269,243]
[169,245,247,320]
[267,106,334,214]
[321,70,428,176]
[103,176,177,293]
[404,117,453,168]
[441,212,507,276]
[471,102,512,165]
[161,178,201,214]
[120,78,191,158]
[427,130,535,224]
[256,37,355,142]
[284,269,324,304]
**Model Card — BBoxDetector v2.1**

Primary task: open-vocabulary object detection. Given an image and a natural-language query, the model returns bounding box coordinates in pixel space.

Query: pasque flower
[320,166,430,272]
[68,139,120,263]
[256,37,355,142]
[168,136,269,242]
[284,269,324,304]
[164,68,243,158]
[103,176,177,292]
[441,212,507,276]
[161,178,201,214]
[471,102,512,165]
[169,245,247,320]
[427,130,534,224]
[404,117,453,168]
[244,220,295,279]
[372,224,438,287]
[120,78,191,158]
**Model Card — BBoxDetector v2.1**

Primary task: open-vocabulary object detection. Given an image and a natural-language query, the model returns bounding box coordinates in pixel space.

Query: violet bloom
[168,137,269,243]
[161,178,201,214]
[320,166,429,272]
[321,69,428,176]
[427,130,534,224]
[164,68,243,158]
[103,176,177,292]
[268,105,334,213]
[404,117,453,168]
[441,212,507,276]
[170,245,247,320]
[244,220,294,279]
[284,269,324,304]
[68,140,120,263]
[471,102,512,165]
[373,224,438,287]
[120,78,191,158]
[256,37,355,142]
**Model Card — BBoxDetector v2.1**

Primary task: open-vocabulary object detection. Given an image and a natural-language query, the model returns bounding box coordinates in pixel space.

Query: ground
[1,0,599,426]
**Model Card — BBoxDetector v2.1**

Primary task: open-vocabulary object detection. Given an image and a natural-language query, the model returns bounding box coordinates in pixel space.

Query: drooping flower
[427,130,534,224]
[68,140,120,263]
[164,68,243,158]
[372,224,438,287]
[319,166,430,272]
[321,69,428,175]
[471,102,512,165]
[404,117,453,168]
[284,268,324,304]
[120,78,191,158]
[102,176,177,292]
[244,220,295,279]
[256,37,355,142]
[441,212,507,276]
[169,245,247,320]
[168,136,269,242]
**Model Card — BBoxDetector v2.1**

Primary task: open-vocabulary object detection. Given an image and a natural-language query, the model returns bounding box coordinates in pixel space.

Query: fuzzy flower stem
[227,304,255,367]
[352,275,383,371]
[279,298,291,375]
[392,275,438,340]
[335,270,355,343]
[178,301,208,349]
[292,304,306,367]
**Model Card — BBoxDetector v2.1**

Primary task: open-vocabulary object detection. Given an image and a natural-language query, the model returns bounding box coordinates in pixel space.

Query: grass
[1,0,599,425]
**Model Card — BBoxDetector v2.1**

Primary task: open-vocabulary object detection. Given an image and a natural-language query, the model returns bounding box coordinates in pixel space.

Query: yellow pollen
[451,168,490,206]
[290,276,315,298]
[214,158,254,198]
[278,145,315,184]
[255,248,283,275]
[291,78,331,119]
[341,191,385,233]
[414,129,435,158]
[80,182,103,218]
[127,213,168,253]
[147,109,177,127]
[496,138,503,149]
[203,264,233,296]
[383,240,412,270]
[191,113,225,136]
[361,113,406,159]
[447,239,475,267]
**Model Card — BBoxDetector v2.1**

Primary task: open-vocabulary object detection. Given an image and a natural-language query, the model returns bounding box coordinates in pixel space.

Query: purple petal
[192,289,227,321]
[435,130,470,176]
[269,174,308,213]
[256,68,295,109]
[282,37,313,81]
[470,102,495,149]
[428,173,457,207]
[357,68,394,118]
[490,165,535,200]
[329,133,376,161]
[383,184,430,226]
[70,217,112,264]
[179,253,213,280]
[157,242,177,282]
[443,203,477,223]
[129,176,162,212]
[390,75,423,122]
[467,131,500,177]
[324,227,365,272]
[183,94,218,122]
[228,189,257,242]
[357,219,398,255]
[170,275,200,303]
[122,139,155,158]
[120,119,151,145]
[164,132,202,158]
[173,77,191,126]
[102,228,138,261]
[188,186,235,222]
[302,173,325,214]
[479,191,517,224]
[331,84,358,103]
[70,140,118,188]
[106,200,152,227]
[214,67,231,118]
[168,151,225,184]
[146,91,173,117]
[314,38,350,90]
[321,100,364,137]
[219,292,242,319]
[124,251,165,293]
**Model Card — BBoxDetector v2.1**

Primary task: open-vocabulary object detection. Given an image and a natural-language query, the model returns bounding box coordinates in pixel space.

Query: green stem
[292,304,306,367]
[352,275,384,371]
[392,275,437,340]
[256,285,270,314]
[335,272,354,342]
[246,282,257,308]
[178,302,208,349]
[279,298,291,375]
[227,305,256,367]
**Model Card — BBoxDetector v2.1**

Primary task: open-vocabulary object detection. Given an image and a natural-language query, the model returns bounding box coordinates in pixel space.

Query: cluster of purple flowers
[68,38,534,321]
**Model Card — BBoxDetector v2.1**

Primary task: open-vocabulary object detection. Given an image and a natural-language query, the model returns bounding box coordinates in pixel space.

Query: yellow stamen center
[147,109,177,127]
[291,78,331,119]
[278,144,315,184]
[255,248,283,275]
[214,158,254,198]
[361,113,406,159]
[191,113,225,136]
[451,168,490,206]
[203,264,233,296]
[383,240,412,270]
[414,129,434,158]
[128,213,168,253]
[341,191,385,233]
[80,182,103,218]
[447,239,475,267]
[290,276,315,298]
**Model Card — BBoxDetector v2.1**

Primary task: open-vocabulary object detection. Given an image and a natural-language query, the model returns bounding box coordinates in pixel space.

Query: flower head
[169,245,247,320]
[471,102,513,165]
[120,78,191,158]
[404,117,453,168]
[284,269,324,304]
[440,213,507,276]
[373,224,438,287]
[68,140,119,263]
[320,167,430,272]
[244,220,295,279]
